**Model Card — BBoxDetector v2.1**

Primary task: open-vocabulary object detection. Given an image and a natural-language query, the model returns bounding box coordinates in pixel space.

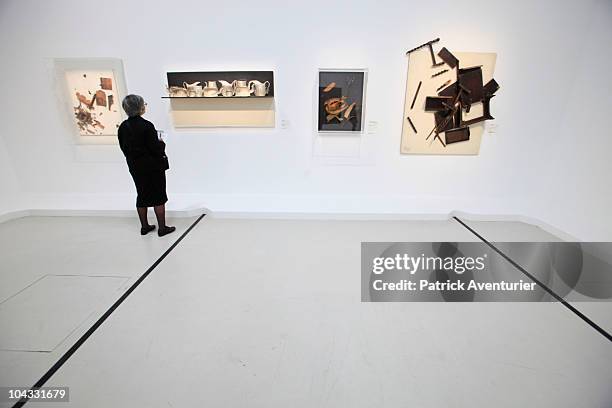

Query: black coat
[118,116,168,207]
[118,116,166,173]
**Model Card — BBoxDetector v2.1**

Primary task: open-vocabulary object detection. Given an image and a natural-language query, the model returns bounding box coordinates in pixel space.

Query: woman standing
[118,95,175,237]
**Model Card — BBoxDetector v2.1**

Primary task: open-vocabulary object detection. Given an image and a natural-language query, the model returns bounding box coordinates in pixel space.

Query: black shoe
[140,225,156,235]
[158,226,176,237]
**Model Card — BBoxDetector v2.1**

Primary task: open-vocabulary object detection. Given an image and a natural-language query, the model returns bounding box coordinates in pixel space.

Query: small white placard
[486,122,498,134]
[367,120,378,134]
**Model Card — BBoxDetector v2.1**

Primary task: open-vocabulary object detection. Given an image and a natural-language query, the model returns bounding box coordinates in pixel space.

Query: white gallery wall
[0,0,610,239]
[535,0,612,240]
[0,134,21,214]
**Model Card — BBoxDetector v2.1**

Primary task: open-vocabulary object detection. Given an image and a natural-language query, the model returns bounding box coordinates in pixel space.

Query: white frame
[54,58,128,145]
[316,68,368,135]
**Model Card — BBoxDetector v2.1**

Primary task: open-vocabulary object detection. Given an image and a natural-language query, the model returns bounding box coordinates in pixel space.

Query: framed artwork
[401,39,499,155]
[163,71,276,128]
[165,71,275,98]
[54,58,128,144]
[317,69,367,133]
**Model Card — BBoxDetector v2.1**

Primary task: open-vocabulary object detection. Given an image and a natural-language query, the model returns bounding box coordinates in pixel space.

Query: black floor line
[12,214,206,408]
[453,216,612,343]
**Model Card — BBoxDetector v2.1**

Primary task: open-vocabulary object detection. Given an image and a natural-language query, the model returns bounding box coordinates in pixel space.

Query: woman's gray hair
[122,94,145,117]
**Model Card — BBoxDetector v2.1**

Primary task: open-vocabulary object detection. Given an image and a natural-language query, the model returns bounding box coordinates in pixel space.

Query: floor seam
[452,216,612,343]
[11,213,207,408]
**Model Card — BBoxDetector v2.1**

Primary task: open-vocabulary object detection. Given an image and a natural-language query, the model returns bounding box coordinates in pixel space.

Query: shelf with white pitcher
[166,71,274,97]
[164,70,276,128]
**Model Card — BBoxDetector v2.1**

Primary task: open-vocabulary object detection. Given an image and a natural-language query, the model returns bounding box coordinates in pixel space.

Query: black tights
[137,205,167,228]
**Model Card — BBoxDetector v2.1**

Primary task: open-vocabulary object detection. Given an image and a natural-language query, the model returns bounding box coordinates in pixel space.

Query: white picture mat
[54,58,128,145]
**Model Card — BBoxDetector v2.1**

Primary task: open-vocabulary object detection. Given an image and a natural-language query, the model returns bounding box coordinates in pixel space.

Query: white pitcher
[218,80,236,97]
[183,81,202,97]
[234,80,249,97]
[167,86,188,97]
[203,81,219,97]
[249,80,270,97]
[205,80,218,90]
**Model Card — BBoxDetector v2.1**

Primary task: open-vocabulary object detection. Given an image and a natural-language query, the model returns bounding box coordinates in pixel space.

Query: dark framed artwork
[318,69,366,133]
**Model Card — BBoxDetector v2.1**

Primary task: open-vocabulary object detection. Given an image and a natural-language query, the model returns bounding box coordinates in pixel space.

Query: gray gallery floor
[0,216,611,407]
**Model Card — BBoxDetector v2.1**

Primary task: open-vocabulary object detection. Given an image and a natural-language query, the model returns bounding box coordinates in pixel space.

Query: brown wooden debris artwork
[323,82,336,93]
[410,81,422,110]
[436,79,451,92]
[100,77,113,90]
[95,90,107,107]
[431,69,448,78]
[407,38,499,147]
[322,82,357,124]
[75,92,93,107]
[406,38,445,67]
[74,105,105,134]
[73,76,116,134]
[406,116,417,133]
